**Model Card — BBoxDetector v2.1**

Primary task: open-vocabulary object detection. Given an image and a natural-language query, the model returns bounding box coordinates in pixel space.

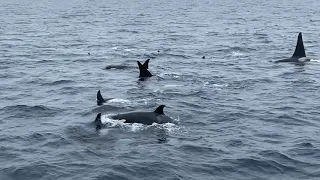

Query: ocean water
[1,0,320,179]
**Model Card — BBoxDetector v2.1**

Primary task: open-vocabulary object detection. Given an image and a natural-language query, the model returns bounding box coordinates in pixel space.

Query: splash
[100,114,181,133]
[310,59,319,62]
[163,84,184,88]
[108,98,131,104]
[231,51,244,57]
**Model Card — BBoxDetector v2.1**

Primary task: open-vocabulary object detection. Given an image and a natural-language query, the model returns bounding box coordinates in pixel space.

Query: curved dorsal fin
[292,32,306,58]
[97,90,106,106]
[142,59,150,69]
[137,61,152,77]
[154,105,165,114]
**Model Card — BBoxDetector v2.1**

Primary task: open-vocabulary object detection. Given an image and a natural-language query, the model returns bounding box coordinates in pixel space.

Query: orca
[275,32,310,63]
[105,59,150,70]
[95,113,103,130]
[95,105,174,127]
[97,90,106,106]
[97,90,114,106]
[137,60,152,78]
[142,58,149,69]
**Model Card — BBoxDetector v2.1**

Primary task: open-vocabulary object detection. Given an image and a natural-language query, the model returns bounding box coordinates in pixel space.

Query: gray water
[1,0,320,179]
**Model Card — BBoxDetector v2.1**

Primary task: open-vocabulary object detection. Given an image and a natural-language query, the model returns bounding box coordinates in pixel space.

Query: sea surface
[1,0,320,179]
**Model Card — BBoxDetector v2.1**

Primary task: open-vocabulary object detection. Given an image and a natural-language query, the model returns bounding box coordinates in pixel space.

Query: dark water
[1,0,320,179]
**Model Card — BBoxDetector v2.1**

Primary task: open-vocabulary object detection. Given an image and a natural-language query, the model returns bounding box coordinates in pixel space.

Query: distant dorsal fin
[292,32,306,58]
[137,61,152,77]
[154,105,165,114]
[97,90,106,106]
[142,59,150,69]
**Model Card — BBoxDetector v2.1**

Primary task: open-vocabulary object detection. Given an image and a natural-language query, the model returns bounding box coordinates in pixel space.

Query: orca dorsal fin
[154,105,165,114]
[142,59,150,69]
[97,90,106,106]
[137,61,152,77]
[95,113,101,123]
[95,113,102,130]
[292,32,306,58]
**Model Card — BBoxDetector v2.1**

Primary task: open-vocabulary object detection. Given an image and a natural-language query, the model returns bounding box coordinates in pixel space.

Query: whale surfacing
[94,105,174,128]
[275,32,310,63]
[111,105,173,125]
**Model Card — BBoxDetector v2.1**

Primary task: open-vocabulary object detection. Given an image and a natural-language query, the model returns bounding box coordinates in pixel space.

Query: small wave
[288,142,320,160]
[42,79,75,86]
[153,88,181,95]
[226,139,244,147]
[163,53,192,59]
[0,146,20,162]
[295,142,314,148]
[258,150,316,168]
[277,114,315,126]
[0,105,63,119]
[117,29,139,34]
[178,144,226,156]
[104,65,134,70]
[5,161,68,180]
[227,78,259,90]
[19,132,71,148]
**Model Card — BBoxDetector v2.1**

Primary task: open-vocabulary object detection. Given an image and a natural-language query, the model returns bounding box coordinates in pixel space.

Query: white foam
[203,82,209,86]
[154,89,164,93]
[212,83,227,87]
[100,114,181,133]
[231,51,244,57]
[310,59,319,62]
[160,72,181,79]
[159,122,178,133]
[163,84,184,88]
[130,123,145,132]
[100,114,120,126]
[203,82,227,89]
[154,84,184,94]
[108,98,131,104]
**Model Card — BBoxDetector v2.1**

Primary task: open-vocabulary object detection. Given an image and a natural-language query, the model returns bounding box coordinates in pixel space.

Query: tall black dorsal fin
[97,90,106,106]
[137,61,152,77]
[142,59,150,69]
[292,32,306,58]
[154,105,165,114]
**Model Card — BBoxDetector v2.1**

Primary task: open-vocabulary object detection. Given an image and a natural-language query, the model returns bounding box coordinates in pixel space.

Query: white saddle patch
[298,57,310,62]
